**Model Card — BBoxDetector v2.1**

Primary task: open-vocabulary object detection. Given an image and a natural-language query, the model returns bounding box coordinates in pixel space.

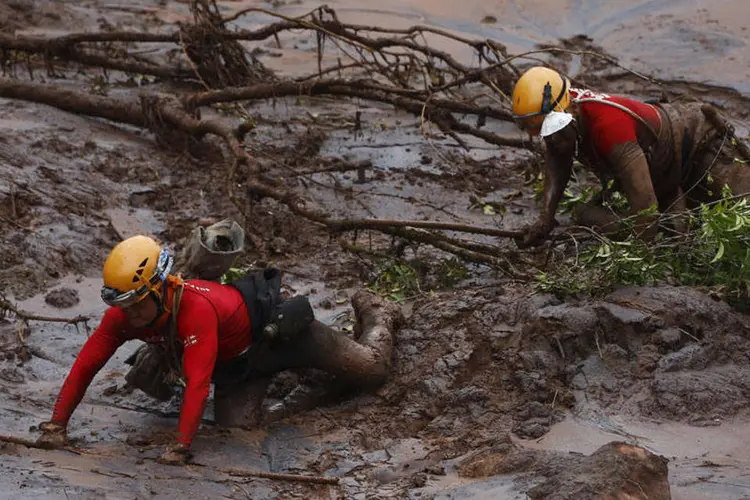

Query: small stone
[102,384,118,397]
[481,15,497,24]
[656,328,682,347]
[425,464,446,476]
[44,287,80,308]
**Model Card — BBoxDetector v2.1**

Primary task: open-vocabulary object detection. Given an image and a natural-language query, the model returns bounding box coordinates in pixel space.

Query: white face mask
[540,111,575,138]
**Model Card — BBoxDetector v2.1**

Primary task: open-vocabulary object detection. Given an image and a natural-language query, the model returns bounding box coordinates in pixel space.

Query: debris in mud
[457,438,670,499]
[528,442,671,500]
[44,287,80,309]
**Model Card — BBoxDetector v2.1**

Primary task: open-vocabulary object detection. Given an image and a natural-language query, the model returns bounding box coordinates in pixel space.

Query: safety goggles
[101,283,152,308]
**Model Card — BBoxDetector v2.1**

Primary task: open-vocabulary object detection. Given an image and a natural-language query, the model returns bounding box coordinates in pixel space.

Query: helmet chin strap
[145,280,169,328]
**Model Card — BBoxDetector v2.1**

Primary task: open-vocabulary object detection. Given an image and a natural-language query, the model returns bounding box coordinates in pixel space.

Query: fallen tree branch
[190,79,523,148]
[0,33,192,79]
[328,218,523,239]
[0,433,83,454]
[246,181,523,273]
[190,78,514,122]
[0,434,49,449]
[0,297,89,325]
[217,466,339,485]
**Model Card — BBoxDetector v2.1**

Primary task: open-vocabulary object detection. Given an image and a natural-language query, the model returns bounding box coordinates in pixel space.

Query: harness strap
[165,284,186,387]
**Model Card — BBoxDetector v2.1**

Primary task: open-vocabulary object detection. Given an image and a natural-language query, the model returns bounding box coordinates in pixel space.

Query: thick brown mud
[2,1,750,499]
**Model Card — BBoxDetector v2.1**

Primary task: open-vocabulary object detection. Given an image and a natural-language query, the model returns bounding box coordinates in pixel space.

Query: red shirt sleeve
[174,296,219,447]
[51,307,128,425]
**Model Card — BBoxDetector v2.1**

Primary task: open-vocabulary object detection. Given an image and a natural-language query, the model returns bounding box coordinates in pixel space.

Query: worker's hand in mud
[515,219,554,249]
[36,421,68,449]
[157,442,192,466]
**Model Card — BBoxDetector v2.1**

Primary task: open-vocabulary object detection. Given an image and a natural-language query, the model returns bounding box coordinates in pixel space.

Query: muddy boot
[250,290,403,388]
[300,290,403,387]
[214,376,272,429]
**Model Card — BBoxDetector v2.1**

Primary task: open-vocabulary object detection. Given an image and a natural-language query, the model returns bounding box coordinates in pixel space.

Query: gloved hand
[515,219,554,249]
[36,421,68,449]
[157,442,192,466]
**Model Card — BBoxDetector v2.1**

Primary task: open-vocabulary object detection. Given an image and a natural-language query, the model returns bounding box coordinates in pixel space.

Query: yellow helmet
[101,235,173,308]
[511,66,571,134]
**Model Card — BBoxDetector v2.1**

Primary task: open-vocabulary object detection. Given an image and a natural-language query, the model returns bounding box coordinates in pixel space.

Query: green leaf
[596,244,612,258]
[711,241,725,263]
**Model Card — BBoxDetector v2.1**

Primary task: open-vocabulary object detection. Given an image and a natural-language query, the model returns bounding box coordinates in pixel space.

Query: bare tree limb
[328,218,522,239]
[0,296,89,325]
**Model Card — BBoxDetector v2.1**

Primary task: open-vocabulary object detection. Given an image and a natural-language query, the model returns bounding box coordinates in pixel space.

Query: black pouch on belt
[264,295,315,344]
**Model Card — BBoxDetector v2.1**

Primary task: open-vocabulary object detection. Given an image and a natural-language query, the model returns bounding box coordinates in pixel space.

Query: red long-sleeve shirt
[50,279,251,447]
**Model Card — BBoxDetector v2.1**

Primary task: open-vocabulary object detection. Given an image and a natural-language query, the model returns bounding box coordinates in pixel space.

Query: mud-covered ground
[2,1,750,499]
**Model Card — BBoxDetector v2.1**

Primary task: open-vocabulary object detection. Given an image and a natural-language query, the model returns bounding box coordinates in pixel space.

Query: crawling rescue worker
[511,66,750,248]
[36,235,402,465]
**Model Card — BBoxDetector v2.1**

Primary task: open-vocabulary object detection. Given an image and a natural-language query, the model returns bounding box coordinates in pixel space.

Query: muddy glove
[157,442,192,466]
[515,219,555,249]
[36,421,68,449]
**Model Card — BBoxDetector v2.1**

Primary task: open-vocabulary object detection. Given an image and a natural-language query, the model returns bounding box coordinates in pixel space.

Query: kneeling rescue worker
[36,235,402,465]
[511,66,750,248]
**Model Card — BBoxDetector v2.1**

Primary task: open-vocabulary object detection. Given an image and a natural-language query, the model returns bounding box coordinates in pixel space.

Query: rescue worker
[511,66,750,247]
[35,235,402,465]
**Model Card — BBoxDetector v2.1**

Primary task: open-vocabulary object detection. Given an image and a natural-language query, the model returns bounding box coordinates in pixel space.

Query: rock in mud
[528,442,670,500]
[457,435,530,479]
[44,286,80,308]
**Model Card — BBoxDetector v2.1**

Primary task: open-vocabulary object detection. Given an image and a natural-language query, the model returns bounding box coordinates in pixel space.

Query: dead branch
[0,78,146,126]
[292,161,370,177]
[190,79,523,148]
[0,434,48,449]
[0,3,519,98]
[328,218,522,239]
[0,33,191,79]
[218,466,339,485]
[0,296,89,325]
[245,181,521,272]
[0,433,82,454]
[190,78,513,121]
[0,213,34,231]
